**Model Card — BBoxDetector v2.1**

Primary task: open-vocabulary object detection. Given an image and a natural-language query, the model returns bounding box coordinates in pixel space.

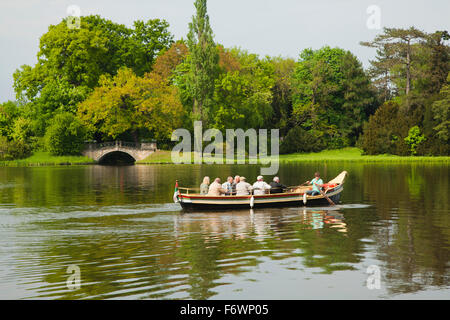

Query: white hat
[257,175,263,180]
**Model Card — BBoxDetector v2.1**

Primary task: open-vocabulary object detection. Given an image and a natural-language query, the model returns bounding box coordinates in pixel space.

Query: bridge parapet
[82,141,157,162]
[141,142,157,150]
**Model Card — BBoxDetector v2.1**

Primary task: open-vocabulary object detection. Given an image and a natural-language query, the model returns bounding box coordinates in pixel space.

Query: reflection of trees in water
[290,210,365,274]
[19,208,367,299]
[26,215,181,299]
[4,164,448,298]
[363,164,449,295]
[0,165,187,207]
[372,213,449,294]
[0,165,263,208]
[173,209,366,298]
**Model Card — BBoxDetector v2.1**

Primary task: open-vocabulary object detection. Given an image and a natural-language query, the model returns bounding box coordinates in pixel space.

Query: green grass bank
[1,148,449,167]
[0,151,95,166]
[137,148,450,164]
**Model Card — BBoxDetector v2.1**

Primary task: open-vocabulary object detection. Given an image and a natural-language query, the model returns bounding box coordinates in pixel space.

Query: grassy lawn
[2,148,448,167]
[278,147,450,162]
[0,151,95,166]
[136,150,181,164]
[137,148,450,164]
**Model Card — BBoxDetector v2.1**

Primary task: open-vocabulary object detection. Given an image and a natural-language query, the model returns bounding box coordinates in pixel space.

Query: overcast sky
[1,0,449,101]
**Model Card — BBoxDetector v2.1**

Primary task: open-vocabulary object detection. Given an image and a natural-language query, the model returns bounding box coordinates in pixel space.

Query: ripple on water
[0,163,449,299]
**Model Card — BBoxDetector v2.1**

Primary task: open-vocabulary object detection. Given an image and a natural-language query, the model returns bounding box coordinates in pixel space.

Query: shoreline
[1,148,449,167]
[136,148,450,164]
[0,151,95,167]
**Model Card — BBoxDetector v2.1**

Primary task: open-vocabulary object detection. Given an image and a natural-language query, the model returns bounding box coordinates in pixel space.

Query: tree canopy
[12,15,174,135]
[78,67,184,141]
[0,3,448,158]
[359,27,449,155]
[290,46,375,148]
[185,0,219,122]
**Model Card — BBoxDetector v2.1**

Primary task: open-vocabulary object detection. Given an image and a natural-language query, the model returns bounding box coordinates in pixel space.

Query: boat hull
[178,185,343,211]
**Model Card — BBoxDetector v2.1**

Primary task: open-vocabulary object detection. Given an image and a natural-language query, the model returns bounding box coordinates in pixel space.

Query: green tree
[0,102,40,156]
[14,15,173,95]
[0,101,20,138]
[361,28,449,155]
[45,112,87,156]
[23,79,90,136]
[12,15,174,133]
[280,126,324,154]
[0,136,31,160]
[358,101,401,155]
[186,0,219,122]
[365,44,397,102]
[269,57,296,134]
[404,126,426,155]
[77,68,184,141]
[432,73,450,143]
[132,19,175,76]
[212,49,274,130]
[361,27,426,96]
[420,31,450,95]
[10,117,34,144]
[291,47,375,148]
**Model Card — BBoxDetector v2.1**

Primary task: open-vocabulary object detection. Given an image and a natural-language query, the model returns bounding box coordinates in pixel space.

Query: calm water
[0,163,448,299]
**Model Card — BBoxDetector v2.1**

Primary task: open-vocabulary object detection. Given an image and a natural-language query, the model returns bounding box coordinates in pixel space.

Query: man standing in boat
[306,172,323,196]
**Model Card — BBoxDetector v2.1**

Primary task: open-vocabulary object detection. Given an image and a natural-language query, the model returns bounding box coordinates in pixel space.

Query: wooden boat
[174,171,348,211]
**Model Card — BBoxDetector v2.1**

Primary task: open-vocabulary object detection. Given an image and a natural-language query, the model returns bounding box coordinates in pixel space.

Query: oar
[287,181,309,190]
[320,187,335,206]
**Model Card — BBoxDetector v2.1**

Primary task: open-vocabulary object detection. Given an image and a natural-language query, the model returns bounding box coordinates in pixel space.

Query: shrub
[0,136,32,160]
[10,117,33,144]
[280,126,325,154]
[0,136,8,160]
[0,101,20,138]
[44,113,87,156]
[404,126,426,155]
[359,101,401,155]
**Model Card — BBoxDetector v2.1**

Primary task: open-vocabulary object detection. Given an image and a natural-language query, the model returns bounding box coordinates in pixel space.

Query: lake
[0,162,448,299]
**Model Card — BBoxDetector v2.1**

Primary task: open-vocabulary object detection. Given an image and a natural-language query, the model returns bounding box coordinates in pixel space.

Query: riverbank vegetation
[0,0,448,162]
[137,148,450,164]
[278,148,450,163]
[0,151,94,166]
[2,147,448,166]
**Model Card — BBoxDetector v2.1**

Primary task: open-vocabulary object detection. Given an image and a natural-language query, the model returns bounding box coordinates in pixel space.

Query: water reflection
[171,208,358,299]
[0,163,448,299]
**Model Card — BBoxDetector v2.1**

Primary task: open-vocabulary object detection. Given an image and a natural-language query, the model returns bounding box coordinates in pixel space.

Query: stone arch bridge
[82,141,157,163]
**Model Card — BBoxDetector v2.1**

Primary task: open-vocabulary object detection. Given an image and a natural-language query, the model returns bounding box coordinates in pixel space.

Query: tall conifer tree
[186,0,219,122]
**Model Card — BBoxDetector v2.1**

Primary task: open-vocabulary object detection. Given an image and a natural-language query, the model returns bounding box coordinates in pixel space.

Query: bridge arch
[97,150,136,165]
[82,141,157,164]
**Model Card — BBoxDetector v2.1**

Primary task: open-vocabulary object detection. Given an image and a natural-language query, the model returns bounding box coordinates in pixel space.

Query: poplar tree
[186,0,219,122]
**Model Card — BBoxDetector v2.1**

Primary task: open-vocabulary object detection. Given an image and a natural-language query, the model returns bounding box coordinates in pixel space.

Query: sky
[1,0,449,101]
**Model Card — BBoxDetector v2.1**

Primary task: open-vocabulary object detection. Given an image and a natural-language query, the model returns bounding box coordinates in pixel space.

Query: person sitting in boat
[236,176,253,196]
[269,176,287,194]
[253,175,271,195]
[306,172,324,196]
[222,176,235,195]
[208,178,227,196]
[200,176,210,195]
[233,175,240,194]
